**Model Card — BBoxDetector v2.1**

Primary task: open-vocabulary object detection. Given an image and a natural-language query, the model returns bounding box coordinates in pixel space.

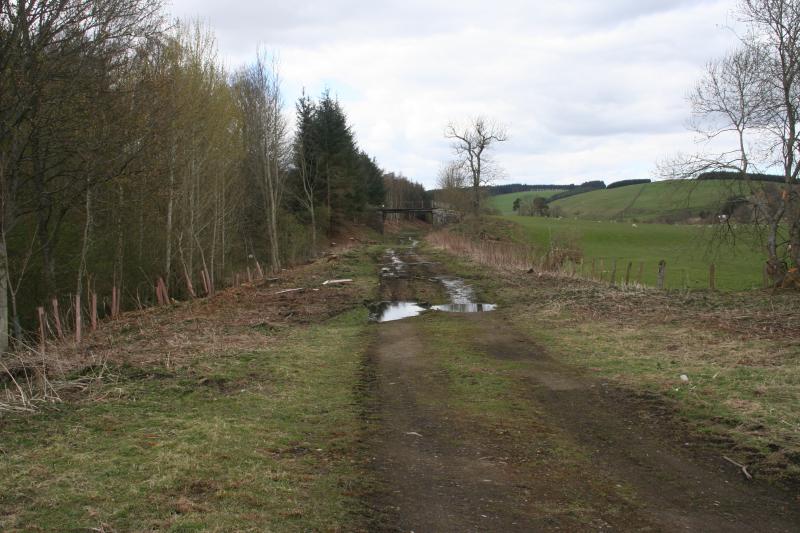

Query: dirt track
[365,243,800,532]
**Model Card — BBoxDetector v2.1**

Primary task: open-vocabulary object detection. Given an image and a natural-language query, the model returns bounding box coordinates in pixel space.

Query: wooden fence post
[625,261,633,286]
[74,294,82,344]
[657,260,667,289]
[591,258,596,279]
[37,307,46,354]
[637,262,644,285]
[599,258,605,281]
[52,298,64,339]
[709,263,716,291]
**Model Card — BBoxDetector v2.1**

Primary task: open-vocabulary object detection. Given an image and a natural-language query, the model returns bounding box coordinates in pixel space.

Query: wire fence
[426,230,763,292]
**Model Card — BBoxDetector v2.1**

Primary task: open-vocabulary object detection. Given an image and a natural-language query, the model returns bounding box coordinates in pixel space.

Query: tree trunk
[327,162,332,230]
[220,180,226,280]
[789,212,800,269]
[165,163,175,286]
[767,214,781,262]
[76,184,92,297]
[210,188,218,285]
[137,201,145,267]
[115,183,125,293]
[472,157,482,216]
[265,167,281,271]
[35,214,58,297]
[0,237,8,354]
[310,204,317,253]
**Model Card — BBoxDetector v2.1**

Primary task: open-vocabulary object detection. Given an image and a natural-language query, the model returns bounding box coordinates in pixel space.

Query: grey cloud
[168,0,740,188]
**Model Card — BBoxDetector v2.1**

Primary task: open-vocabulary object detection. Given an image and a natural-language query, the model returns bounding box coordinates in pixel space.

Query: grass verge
[515,304,800,487]
[0,248,379,531]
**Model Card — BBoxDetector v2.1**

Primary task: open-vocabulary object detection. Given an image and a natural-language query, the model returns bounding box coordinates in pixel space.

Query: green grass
[548,180,757,222]
[419,313,530,417]
[516,309,800,486]
[488,189,567,215]
[496,216,766,290]
[424,238,800,488]
[0,309,374,531]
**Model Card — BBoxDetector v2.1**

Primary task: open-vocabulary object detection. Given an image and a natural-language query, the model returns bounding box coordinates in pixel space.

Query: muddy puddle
[372,238,496,323]
[370,302,428,322]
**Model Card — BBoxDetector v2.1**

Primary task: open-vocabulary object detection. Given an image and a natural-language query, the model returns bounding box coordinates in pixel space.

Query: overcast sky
[168,0,741,189]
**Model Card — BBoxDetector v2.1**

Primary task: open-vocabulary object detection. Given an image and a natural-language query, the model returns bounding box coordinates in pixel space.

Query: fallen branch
[723,455,753,480]
[275,288,304,295]
[322,279,353,286]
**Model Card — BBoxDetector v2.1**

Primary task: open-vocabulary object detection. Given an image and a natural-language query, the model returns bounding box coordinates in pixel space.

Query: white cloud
[168,0,742,188]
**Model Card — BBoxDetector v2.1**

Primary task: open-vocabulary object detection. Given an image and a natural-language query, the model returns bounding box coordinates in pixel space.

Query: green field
[548,180,758,222]
[497,216,766,291]
[488,189,566,215]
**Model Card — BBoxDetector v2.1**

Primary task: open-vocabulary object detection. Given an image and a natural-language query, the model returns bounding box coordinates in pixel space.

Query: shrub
[697,171,783,183]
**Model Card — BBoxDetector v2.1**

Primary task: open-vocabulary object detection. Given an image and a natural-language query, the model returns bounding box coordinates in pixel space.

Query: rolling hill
[547,179,758,222]
[488,189,567,215]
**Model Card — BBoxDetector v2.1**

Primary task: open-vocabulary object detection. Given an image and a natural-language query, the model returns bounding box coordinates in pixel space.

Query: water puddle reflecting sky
[373,239,496,323]
[370,302,428,323]
[371,300,498,323]
[432,303,497,313]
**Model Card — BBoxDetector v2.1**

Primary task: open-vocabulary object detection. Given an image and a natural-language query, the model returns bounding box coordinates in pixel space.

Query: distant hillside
[547,179,761,222]
[486,183,567,196]
[546,181,606,202]
[487,189,567,215]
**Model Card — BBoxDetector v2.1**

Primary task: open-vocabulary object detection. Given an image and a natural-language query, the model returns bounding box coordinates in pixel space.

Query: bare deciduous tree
[445,117,509,215]
[234,52,289,271]
[293,93,320,252]
[435,161,469,212]
[664,0,800,283]
[0,0,163,354]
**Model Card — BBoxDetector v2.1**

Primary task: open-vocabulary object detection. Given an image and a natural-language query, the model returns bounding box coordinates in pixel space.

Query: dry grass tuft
[427,230,536,272]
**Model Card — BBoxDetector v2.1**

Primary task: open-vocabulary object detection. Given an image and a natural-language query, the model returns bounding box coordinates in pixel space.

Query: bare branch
[444,116,509,215]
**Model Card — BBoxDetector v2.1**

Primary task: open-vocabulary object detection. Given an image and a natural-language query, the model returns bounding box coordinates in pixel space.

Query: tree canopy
[0,3,393,353]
